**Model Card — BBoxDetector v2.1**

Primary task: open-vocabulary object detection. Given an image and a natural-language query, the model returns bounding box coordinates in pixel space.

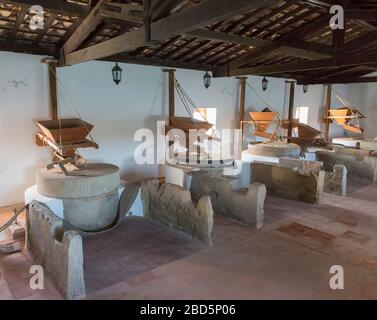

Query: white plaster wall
[345,73,377,139]
[0,51,369,207]
[0,52,50,206]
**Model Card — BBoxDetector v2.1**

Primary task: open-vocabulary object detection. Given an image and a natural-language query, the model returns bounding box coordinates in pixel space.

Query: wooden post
[48,61,58,120]
[324,84,332,143]
[287,80,295,142]
[163,69,176,125]
[237,76,247,124]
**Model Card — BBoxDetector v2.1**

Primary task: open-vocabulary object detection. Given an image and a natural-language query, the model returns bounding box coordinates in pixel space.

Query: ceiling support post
[286,80,296,142]
[324,84,333,143]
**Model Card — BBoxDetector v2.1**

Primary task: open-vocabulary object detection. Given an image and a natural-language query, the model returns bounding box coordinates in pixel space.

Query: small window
[295,106,309,125]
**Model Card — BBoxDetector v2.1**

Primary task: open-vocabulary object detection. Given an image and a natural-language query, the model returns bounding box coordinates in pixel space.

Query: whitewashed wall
[0,52,50,206]
[0,51,372,206]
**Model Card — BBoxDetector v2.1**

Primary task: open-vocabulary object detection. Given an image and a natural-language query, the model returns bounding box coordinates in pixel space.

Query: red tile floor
[1,177,377,300]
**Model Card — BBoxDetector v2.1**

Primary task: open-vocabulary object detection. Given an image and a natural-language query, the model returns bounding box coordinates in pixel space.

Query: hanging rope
[47,64,97,146]
[331,87,366,132]
[173,77,234,159]
[246,81,282,121]
[0,205,28,233]
[174,78,209,123]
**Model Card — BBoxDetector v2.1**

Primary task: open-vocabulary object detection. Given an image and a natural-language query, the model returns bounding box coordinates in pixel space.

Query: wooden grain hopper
[327,107,365,134]
[249,109,278,140]
[35,118,99,159]
[36,118,94,145]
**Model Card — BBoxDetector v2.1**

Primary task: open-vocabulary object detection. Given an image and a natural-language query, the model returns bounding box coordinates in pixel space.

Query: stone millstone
[36,163,121,232]
[37,163,120,199]
[248,142,301,158]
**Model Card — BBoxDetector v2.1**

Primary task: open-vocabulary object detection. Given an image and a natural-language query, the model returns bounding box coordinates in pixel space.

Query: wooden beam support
[150,0,279,41]
[184,29,271,47]
[100,53,214,71]
[298,76,377,85]
[229,52,377,76]
[287,81,295,141]
[62,0,108,55]
[347,10,377,22]
[324,84,332,143]
[163,69,176,125]
[63,28,146,66]
[63,0,278,66]
[47,61,58,120]
[3,0,89,16]
[227,14,333,70]
[151,0,179,21]
[237,77,247,124]
[99,2,145,24]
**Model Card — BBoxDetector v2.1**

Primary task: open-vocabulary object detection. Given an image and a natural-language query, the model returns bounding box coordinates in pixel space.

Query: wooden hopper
[327,107,365,133]
[36,118,94,145]
[249,110,278,140]
[169,116,213,133]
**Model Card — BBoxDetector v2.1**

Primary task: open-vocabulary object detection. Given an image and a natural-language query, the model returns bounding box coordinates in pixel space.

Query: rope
[173,77,234,159]
[331,87,366,132]
[175,79,208,122]
[332,87,354,110]
[0,205,28,233]
[47,64,96,145]
[246,82,282,121]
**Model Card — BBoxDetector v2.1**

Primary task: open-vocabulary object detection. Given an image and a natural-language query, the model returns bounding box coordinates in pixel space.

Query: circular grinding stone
[37,163,120,199]
[247,142,301,158]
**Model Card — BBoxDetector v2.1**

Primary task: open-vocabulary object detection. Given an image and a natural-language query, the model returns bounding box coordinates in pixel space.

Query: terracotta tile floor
[1,177,377,300]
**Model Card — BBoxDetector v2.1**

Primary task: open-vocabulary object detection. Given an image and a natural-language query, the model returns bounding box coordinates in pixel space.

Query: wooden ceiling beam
[63,27,146,66]
[62,0,108,55]
[100,52,214,71]
[227,13,333,70]
[184,29,271,47]
[150,0,279,41]
[9,6,26,45]
[151,0,180,21]
[347,10,377,22]
[2,0,89,16]
[62,0,278,66]
[227,52,377,77]
[298,76,377,85]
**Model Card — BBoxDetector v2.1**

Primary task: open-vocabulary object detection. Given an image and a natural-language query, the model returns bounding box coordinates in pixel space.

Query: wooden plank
[62,0,108,55]
[150,0,279,41]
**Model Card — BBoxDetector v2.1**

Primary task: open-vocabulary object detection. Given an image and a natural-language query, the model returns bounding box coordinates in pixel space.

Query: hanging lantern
[203,71,212,89]
[303,84,309,94]
[112,63,122,85]
[262,76,269,91]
